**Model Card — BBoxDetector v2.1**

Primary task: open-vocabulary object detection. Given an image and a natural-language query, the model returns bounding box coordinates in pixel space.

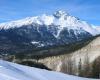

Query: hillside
[37,36,100,76]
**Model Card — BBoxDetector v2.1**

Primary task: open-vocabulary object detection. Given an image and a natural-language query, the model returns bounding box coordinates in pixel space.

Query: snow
[31,41,39,44]
[39,14,54,25]
[0,10,99,36]
[0,60,98,80]
[31,41,45,47]
[92,25,100,34]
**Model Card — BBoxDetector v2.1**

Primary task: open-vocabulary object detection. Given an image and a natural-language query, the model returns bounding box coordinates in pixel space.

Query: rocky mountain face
[0,11,99,54]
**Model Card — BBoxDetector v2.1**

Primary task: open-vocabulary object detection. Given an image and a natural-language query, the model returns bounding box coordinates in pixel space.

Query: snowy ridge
[0,60,98,80]
[0,10,99,36]
[92,25,100,33]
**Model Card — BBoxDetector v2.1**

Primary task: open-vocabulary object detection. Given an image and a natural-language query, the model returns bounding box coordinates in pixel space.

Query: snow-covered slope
[0,60,98,80]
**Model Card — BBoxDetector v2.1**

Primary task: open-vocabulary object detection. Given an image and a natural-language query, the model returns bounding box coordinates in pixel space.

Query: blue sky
[0,0,100,26]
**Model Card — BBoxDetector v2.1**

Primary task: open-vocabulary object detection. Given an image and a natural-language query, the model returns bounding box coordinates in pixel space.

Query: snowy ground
[0,60,99,80]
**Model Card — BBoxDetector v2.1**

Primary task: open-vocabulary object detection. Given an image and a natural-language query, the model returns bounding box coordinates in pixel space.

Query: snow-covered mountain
[0,60,98,80]
[0,10,99,54]
[0,11,98,35]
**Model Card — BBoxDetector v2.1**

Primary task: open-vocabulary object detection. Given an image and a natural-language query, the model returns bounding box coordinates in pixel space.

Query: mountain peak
[0,10,99,36]
[53,10,69,18]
